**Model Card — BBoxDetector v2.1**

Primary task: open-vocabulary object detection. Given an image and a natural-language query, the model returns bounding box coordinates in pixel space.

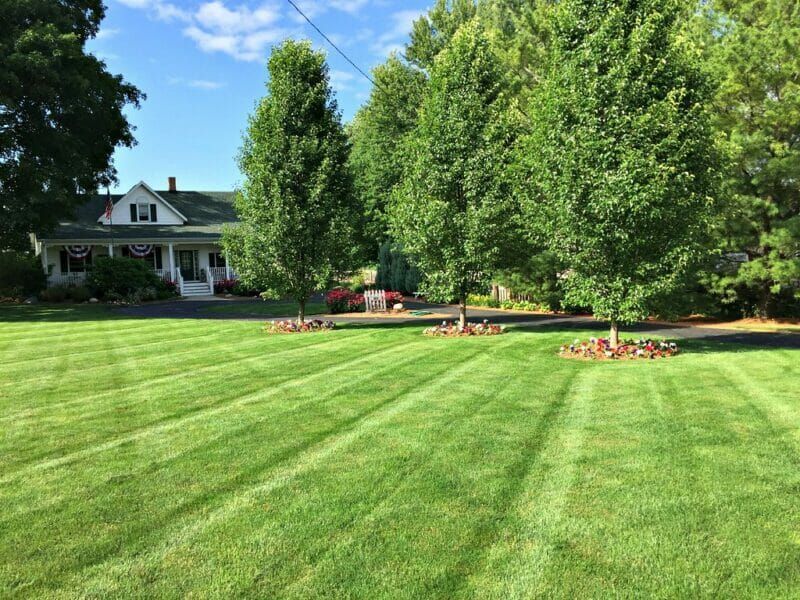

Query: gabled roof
[39,190,238,243]
[97,181,189,223]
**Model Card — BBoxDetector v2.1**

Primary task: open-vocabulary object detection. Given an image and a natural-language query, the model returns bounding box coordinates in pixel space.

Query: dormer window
[130,202,158,222]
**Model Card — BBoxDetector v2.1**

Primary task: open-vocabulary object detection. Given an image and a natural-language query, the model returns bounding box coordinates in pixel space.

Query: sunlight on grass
[1,305,799,597]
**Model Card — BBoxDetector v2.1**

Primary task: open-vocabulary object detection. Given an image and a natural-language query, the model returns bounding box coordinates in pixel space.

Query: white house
[31,178,238,297]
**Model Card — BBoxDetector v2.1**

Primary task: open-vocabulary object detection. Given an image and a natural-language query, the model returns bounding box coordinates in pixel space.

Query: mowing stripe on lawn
[75,341,507,594]
[0,329,396,472]
[0,330,426,482]
[0,327,380,417]
[13,338,483,592]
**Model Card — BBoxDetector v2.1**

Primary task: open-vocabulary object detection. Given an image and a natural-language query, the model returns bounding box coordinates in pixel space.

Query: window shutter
[209,252,215,268]
[59,250,68,273]
[155,247,163,269]
[150,204,158,222]
[130,204,138,222]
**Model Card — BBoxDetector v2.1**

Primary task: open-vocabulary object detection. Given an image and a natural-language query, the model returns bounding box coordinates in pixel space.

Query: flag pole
[106,187,114,256]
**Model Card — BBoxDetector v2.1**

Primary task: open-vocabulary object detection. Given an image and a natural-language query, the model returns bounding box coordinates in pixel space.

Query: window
[59,250,92,273]
[129,202,157,222]
[121,246,162,269]
[208,252,227,268]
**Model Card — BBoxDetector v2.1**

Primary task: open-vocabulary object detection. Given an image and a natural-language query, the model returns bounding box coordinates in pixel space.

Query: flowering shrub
[385,291,404,305]
[500,299,551,312]
[263,319,336,334]
[213,278,238,294]
[325,289,404,313]
[424,320,505,337]
[326,289,365,313]
[559,337,679,360]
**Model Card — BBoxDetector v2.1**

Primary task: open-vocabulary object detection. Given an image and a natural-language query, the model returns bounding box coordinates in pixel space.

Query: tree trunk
[760,282,772,319]
[297,298,306,325]
[609,320,619,349]
[459,297,467,329]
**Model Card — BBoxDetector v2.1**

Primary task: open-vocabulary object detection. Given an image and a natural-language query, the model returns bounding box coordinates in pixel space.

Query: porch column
[108,243,113,257]
[41,244,49,276]
[168,243,175,279]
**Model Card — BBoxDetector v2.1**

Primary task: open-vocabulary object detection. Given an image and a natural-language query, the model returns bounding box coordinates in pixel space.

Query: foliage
[0,252,46,298]
[390,21,522,326]
[559,337,679,360]
[262,319,335,334]
[39,285,69,303]
[0,0,143,250]
[222,40,359,324]
[520,0,720,343]
[423,319,505,336]
[348,57,427,255]
[375,242,422,294]
[326,289,365,314]
[213,278,238,294]
[406,0,478,69]
[87,257,164,299]
[466,293,500,308]
[692,0,800,317]
[493,251,565,311]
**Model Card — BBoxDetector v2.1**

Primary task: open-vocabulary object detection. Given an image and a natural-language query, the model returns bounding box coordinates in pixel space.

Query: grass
[199,300,327,317]
[1,305,799,598]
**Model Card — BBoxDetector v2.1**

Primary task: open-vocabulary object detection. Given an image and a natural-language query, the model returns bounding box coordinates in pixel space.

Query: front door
[178,250,198,281]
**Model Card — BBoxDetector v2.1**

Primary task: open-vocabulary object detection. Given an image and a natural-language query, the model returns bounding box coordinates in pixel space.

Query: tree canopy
[347,56,426,256]
[520,0,719,344]
[222,40,358,323]
[697,0,800,317]
[0,0,143,250]
[390,20,521,327]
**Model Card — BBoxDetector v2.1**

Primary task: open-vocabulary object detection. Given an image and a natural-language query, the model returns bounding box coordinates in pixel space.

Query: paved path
[116,298,800,349]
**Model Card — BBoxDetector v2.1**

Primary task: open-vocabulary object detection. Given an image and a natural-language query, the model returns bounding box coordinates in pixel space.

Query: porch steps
[182,281,213,297]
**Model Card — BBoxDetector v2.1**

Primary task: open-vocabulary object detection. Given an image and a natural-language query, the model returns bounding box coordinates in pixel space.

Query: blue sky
[89,0,432,193]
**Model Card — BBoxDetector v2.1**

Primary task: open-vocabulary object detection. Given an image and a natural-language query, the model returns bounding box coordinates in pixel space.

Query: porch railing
[208,267,236,281]
[153,269,173,282]
[48,272,87,287]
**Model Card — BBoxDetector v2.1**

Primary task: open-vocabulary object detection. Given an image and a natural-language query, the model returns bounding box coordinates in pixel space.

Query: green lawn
[1,306,799,598]
[199,300,327,317]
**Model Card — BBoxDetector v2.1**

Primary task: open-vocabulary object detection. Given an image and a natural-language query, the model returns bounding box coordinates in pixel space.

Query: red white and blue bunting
[64,245,91,259]
[128,244,154,258]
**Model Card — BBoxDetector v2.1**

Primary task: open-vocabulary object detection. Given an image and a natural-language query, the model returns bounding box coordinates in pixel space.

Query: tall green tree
[697,0,800,317]
[347,56,426,255]
[223,40,358,324]
[0,0,143,250]
[390,21,521,327]
[520,0,719,346]
[406,0,478,69]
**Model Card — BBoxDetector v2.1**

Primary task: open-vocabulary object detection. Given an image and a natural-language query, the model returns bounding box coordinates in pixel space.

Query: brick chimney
[168,176,177,193]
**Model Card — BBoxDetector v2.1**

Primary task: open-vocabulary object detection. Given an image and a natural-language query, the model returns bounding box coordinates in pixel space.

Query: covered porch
[39,241,237,296]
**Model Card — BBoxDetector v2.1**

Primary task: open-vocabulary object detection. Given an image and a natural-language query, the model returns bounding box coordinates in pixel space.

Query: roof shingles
[39,191,238,242]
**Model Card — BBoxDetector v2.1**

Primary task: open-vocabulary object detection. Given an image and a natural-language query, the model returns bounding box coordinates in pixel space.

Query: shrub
[67,286,92,303]
[232,281,260,296]
[87,257,161,298]
[326,289,364,313]
[385,291,403,306]
[0,251,46,298]
[376,242,421,294]
[467,293,500,308]
[214,278,238,294]
[40,285,69,302]
[156,280,178,300]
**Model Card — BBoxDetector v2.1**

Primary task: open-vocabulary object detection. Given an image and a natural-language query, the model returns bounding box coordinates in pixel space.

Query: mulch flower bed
[263,319,336,334]
[424,320,506,337]
[559,337,679,360]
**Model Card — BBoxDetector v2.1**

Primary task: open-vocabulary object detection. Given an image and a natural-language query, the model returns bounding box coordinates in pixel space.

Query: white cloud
[95,27,120,40]
[168,76,226,90]
[329,0,369,14]
[329,69,355,92]
[195,1,279,33]
[370,9,423,58]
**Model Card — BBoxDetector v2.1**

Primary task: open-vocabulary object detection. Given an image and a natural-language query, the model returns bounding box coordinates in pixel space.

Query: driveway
[115,298,800,350]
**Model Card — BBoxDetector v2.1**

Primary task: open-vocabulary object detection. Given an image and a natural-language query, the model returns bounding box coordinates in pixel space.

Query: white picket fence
[495,286,531,303]
[364,289,387,312]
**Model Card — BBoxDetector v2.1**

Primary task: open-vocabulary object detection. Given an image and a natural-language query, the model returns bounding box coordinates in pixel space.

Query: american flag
[104,190,113,221]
